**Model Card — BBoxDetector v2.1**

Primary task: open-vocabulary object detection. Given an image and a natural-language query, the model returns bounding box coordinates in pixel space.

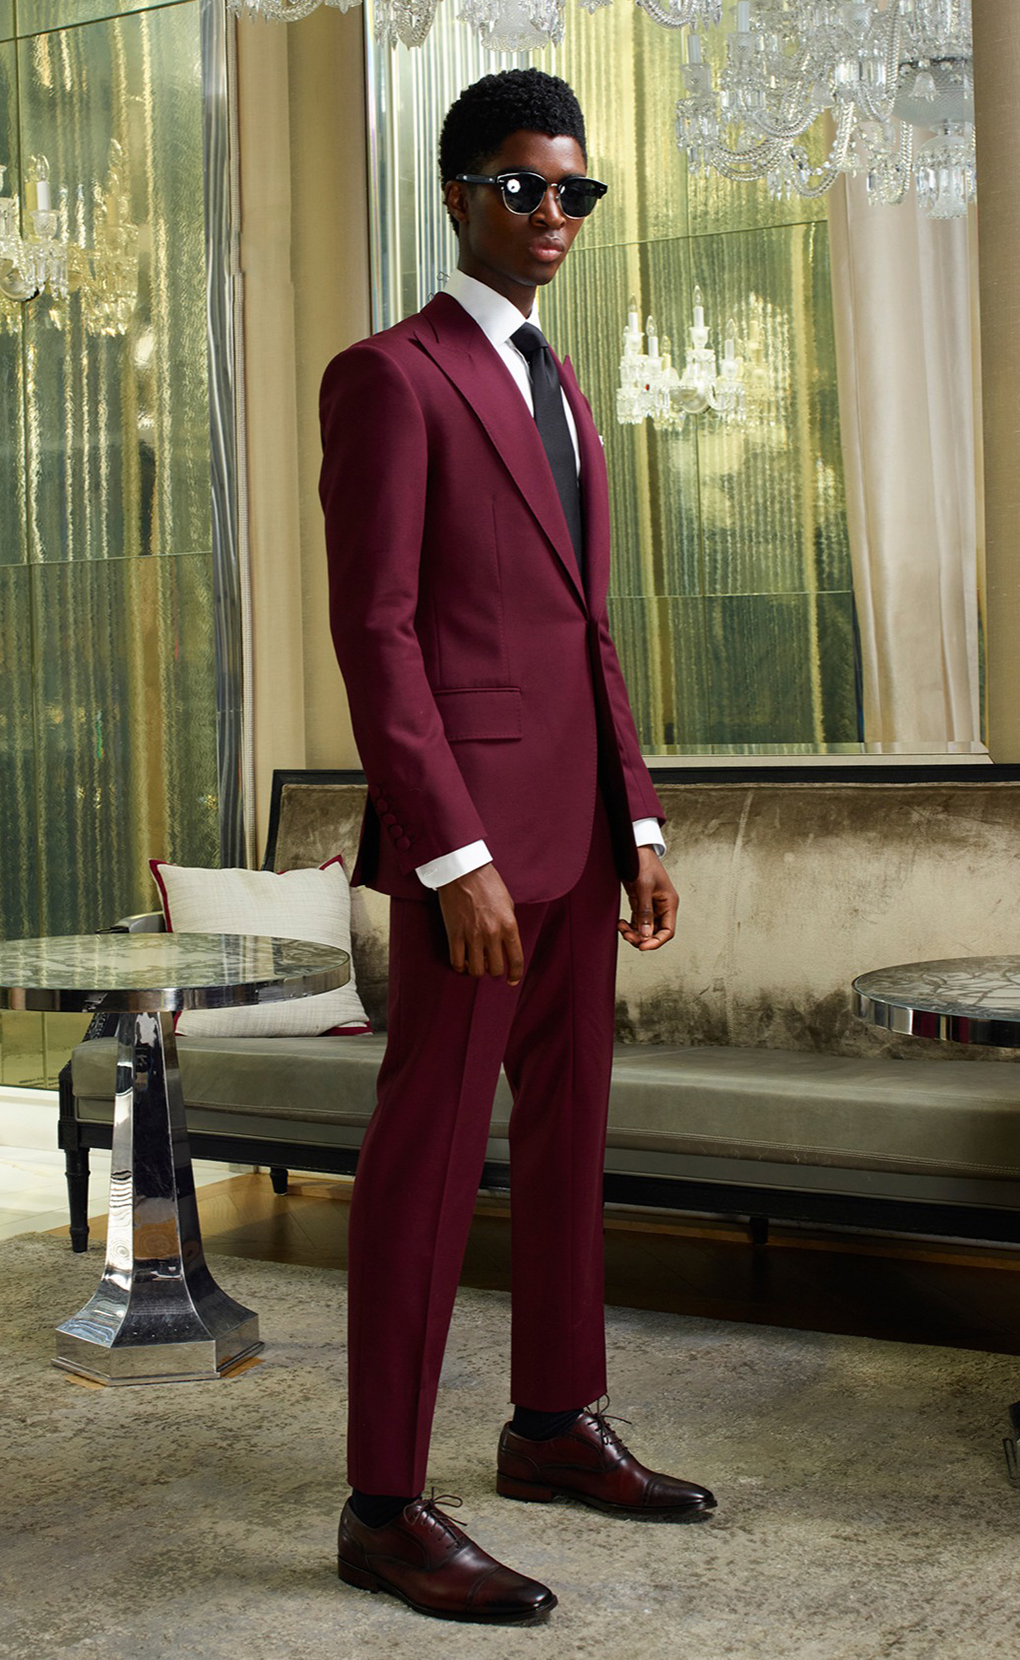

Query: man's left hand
[618,847,678,951]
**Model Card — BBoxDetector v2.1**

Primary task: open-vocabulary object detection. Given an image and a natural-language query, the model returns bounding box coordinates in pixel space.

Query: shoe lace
[416,1488,465,1544]
[585,1394,632,1459]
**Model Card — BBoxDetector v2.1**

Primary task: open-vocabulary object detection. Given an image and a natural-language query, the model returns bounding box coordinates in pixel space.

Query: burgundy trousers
[345,795,621,1495]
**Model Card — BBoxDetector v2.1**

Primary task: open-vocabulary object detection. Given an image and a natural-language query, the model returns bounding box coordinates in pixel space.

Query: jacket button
[382,812,397,826]
[396,836,411,851]
[376,797,389,814]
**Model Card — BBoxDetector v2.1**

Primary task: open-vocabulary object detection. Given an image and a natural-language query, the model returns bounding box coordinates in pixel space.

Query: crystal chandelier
[676,0,975,218]
[0,144,139,333]
[225,0,722,52]
[0,157,70,302]
[617,287,747,430]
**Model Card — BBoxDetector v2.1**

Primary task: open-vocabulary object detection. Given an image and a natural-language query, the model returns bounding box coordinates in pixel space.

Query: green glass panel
[704,592,858,746]
[609,594,710,753]
[542,238,703,600]
[17,0,171,35]
[0,39,25,565]
[19,1,210,563]
[32,551,219,935]
[650,220,852,598]
[0,1012,46,1087]
[0,565,39,937]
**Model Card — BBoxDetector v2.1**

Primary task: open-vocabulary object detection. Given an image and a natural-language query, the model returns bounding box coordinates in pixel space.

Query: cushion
[150,856,370,1038]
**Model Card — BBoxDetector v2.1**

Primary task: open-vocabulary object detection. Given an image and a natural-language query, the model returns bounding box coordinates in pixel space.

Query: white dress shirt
[415,269,664,890]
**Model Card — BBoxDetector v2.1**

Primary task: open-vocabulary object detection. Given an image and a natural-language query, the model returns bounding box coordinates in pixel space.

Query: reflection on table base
[53,1009,263,1385]
[53,1320,262,1385]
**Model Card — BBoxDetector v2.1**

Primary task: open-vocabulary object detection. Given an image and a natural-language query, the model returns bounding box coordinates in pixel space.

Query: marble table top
[0,933,350,1014]
[853,956,1020,1047]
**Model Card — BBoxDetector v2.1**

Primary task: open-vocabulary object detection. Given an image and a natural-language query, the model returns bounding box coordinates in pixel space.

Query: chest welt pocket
[433,687,522,742]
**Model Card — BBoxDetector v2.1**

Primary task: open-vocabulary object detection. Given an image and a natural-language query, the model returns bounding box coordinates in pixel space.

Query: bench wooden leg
[270,1166,290,1195]
[749,1214,770,1247]
[65,1148,91,1254]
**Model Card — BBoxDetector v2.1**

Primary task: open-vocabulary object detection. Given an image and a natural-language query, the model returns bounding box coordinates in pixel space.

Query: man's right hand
[438,863,524,985]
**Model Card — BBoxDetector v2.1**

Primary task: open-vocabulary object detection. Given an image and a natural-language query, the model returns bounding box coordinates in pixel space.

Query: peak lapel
[413,295,587,609]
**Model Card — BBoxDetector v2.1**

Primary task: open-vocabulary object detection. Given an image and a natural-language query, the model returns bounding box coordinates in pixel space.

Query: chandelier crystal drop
[675,0,975,218]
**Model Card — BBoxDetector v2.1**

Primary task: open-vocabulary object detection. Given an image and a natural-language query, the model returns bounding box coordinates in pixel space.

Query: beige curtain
[827,174,983,749]
[235,10,371,853]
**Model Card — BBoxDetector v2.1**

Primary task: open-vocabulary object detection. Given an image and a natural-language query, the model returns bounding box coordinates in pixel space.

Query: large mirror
[366,0,983,762]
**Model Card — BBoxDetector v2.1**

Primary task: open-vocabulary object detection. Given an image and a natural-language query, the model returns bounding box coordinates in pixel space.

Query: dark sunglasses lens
[559,180,604,217]
[499,172,545,213]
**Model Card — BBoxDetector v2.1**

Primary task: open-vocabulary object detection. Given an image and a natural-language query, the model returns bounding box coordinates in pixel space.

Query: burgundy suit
[320,292,663,1494]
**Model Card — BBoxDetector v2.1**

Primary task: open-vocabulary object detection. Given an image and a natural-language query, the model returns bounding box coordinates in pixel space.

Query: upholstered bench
[61,767,1020,1252]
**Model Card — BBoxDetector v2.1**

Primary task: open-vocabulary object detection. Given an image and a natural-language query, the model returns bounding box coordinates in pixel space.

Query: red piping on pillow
[149,859,175,931]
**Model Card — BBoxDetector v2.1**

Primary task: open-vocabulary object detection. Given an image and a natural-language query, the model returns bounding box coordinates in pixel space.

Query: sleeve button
[396,836,411,851]
[375,797,389,814]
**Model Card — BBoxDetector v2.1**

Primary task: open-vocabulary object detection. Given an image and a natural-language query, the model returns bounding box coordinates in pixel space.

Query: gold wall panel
[19,2,210,563]
[0,1010,45,1088]
[535,6,690,253]
[0,39,25,566]
[657,222,852,600]
[32,550,219,936]
[0,566,39,939]
[542,239,703,601]
[22,0,170,34]
[0,2,12,42]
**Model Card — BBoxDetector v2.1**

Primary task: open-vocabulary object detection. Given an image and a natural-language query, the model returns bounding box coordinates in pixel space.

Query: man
[319,67,716,1625]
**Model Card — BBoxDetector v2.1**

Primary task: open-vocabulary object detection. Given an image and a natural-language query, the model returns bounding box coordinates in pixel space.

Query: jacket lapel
[413,294,587,609]
[559,351,611,610]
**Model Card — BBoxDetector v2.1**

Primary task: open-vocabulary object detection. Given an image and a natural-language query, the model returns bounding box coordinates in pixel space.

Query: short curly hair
[438,68,587,186]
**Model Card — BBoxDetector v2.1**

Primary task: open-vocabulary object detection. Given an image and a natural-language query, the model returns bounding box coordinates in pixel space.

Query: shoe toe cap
[648,1475,717,1512]
[474,1566,557,1618]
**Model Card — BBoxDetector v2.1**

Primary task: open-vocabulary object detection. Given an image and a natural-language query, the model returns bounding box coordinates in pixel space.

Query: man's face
[445,130,588,312]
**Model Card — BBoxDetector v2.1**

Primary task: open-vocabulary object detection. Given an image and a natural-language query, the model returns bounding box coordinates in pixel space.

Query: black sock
[511,1405,582,1441]
[349,1489,417,1528]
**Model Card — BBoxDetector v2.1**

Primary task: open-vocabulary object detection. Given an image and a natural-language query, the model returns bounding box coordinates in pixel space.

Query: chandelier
[225,0,722,52]
[676,0,975,218]
[0,143,139,332]
[617,287,748,430]
[226,0,975,216]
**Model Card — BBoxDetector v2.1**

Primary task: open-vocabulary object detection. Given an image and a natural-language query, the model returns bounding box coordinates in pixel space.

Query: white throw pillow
[150,856,371,1038]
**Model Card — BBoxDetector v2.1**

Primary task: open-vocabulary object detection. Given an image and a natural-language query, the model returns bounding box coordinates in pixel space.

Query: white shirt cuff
[415,840,493,890]
[633,817,665,856]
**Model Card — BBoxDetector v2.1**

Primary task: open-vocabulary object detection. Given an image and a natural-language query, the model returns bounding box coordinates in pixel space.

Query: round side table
[0,932,349,1385]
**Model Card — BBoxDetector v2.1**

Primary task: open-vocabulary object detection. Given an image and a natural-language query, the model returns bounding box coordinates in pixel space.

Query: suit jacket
[319,292,663,906]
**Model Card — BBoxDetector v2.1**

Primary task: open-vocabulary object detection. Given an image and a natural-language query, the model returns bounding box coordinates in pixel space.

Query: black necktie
[510,323,584,577]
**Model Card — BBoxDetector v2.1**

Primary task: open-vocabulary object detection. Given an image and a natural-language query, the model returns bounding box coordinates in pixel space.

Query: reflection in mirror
[366,0,984,759]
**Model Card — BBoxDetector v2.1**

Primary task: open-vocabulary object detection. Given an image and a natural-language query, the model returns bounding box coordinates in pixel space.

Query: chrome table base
[54,1010,262,1384]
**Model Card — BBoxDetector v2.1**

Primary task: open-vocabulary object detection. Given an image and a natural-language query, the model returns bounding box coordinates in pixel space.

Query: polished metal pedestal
[54,1010,262,1383]
[0,930,348,1385]
[853,953,1020,1486]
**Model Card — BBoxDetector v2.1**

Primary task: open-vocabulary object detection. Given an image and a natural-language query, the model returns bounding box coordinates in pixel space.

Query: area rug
[1,1233,1018,1660]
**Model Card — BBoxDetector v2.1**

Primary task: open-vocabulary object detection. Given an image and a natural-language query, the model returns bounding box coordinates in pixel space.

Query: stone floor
[0,1145,226,1243]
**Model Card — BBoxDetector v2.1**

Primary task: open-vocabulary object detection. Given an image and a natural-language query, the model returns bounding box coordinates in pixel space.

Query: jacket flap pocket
[433,687,523,742]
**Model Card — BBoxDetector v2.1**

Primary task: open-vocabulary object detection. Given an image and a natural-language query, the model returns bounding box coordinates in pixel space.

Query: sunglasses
[455,169,608,219]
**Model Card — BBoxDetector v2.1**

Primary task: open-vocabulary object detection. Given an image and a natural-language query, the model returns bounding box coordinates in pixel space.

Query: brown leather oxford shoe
[497,1410,717,1519]
[337,1496,557,1623]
